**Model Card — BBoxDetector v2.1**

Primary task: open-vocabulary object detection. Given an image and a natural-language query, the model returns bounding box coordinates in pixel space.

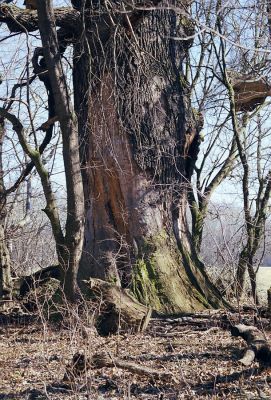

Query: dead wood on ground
[84,278,152,336]
[231,324,271,366]
[92,351,178,383]
[64,350,177,383]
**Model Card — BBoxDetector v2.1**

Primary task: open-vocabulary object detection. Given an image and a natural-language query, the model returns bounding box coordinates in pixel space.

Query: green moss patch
[131,232,206,313]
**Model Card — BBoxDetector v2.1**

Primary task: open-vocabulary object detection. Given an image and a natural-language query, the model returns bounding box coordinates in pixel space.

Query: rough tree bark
[0,1,228,312]
[72,0,228,312]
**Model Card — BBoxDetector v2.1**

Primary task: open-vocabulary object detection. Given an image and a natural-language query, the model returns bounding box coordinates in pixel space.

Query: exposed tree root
[231,324,271,366]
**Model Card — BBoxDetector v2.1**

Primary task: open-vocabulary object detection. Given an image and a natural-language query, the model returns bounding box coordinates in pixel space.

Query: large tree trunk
[0,2,228,311]
[72,3,227,313]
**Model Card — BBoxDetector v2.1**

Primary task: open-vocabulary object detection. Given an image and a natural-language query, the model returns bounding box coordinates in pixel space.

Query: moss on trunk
[131,232,208,313]
[73,2,230,314]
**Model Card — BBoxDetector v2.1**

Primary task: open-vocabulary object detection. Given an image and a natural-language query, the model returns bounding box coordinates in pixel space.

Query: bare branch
[0,107,64,244]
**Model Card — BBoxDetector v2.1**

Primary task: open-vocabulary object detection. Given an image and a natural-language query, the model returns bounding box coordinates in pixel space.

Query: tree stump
[84,278,152,336]
[10,266,61,315]
[64,352,91,381]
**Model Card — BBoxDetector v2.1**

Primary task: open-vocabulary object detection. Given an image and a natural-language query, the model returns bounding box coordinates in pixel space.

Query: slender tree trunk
[235,249,248,299]
[35,0,85,301]
[235,244,259,303]
[188,191,209,254]
[0,226,12,300]
[247,259,259,304]
[0,120,12,299]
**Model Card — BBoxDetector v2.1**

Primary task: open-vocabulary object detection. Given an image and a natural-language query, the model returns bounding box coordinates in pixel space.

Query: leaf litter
[1,311,271,399]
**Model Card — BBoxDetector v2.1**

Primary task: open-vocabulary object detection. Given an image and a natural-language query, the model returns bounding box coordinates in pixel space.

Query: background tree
[0,119,12,299]
[186,7,239,254]
[190,0,271,303]
[0,5,85,301]
[215,0,271,303]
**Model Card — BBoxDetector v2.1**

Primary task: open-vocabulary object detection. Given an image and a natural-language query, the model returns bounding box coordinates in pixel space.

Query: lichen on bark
[73,2,229,313]
[131,232,208,313]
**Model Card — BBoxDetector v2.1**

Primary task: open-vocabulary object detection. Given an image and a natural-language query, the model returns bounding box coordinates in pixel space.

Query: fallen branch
[64,351,177,383]
[231,324,271,366]
[92,351,177,383]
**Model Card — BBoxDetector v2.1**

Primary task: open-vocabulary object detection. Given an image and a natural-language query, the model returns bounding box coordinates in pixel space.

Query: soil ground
[1,311,271,400]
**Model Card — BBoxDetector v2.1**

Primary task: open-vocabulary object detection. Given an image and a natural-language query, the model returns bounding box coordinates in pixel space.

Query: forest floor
[1,309,271,400]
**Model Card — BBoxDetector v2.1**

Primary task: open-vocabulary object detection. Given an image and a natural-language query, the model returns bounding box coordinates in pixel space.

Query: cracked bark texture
[72,1,227,312]
[0,1,228,311]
